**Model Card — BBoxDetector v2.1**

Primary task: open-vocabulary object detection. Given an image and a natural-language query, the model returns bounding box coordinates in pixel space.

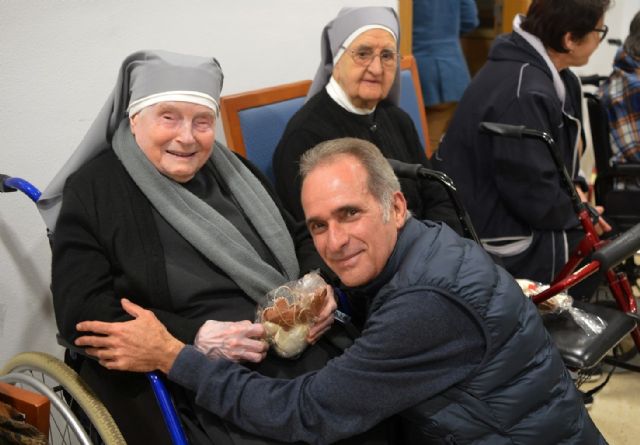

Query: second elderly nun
[42,49,362,445]
[271,7,461,236]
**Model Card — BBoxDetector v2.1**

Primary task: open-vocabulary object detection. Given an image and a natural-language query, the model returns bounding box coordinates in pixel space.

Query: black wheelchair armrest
[610,163,640,176]
[56,334,95,362]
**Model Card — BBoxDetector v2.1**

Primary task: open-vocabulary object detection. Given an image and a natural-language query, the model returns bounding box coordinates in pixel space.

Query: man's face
[332,29,397,109]
[301,155,406,287]
[129,101,216,183]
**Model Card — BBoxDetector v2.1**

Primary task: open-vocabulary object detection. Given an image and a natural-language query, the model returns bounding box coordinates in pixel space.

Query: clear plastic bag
[257,271,327,358]
[516,279,607,336]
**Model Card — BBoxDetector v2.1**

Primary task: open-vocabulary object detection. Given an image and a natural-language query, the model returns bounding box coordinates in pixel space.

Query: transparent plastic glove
[194,320,267,363]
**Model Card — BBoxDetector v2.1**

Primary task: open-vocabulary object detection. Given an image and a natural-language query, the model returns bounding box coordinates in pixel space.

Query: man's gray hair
[625,11,640,57]
[299,137,402,222]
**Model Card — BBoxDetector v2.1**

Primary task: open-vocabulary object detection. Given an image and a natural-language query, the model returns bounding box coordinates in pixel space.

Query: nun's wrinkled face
[332,28,397,109]
[130,101,216,183]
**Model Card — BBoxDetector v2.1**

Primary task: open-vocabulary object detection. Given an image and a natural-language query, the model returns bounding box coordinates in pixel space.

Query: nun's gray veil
[37,50,223,232]
[37,50,299,301]
[306,6,401,104]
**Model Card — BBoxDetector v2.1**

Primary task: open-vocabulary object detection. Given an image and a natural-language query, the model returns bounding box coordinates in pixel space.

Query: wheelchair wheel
[1,351,125,445]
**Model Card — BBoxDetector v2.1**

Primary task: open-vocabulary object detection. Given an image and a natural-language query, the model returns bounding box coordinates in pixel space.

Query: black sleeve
[169,290,485,444]
[51,177,202,344]
[272,128,324,221]
[396,111,465,236]
[491,89,577,229]
[236,154,332,281]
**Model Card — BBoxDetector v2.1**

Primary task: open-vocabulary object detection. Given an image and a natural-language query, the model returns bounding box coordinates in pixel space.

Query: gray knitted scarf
[112,119,299,304]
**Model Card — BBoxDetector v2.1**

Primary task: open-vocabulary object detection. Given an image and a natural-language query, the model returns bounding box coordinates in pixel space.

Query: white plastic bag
[517,279,607,336]
[257,271,327,358]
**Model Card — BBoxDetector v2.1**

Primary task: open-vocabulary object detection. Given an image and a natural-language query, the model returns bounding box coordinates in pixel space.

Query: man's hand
[307,284,338,344]
[194,320,268,362]
[75,299,184,374]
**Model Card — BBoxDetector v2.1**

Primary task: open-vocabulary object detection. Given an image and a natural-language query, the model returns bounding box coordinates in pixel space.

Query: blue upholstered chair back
[236,97,306,183]
[399,67,427,150]
[220,56,430,186]
[220,80,312,183]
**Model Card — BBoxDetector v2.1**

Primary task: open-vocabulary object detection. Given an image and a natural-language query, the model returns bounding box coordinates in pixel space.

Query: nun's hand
[194,320,268,363]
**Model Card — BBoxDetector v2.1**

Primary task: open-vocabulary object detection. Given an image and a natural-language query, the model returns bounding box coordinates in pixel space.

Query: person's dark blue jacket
[412,0,479,106]
[434,30,584,283]
[169,218,603,444]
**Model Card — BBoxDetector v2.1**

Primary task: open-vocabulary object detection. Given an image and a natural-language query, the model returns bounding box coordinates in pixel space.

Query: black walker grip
[593,222,640,271]
[387,159,422,179]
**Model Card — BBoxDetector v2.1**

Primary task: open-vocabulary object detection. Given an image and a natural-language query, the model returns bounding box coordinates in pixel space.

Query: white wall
[0,0,394,367]
[574,0,640,77]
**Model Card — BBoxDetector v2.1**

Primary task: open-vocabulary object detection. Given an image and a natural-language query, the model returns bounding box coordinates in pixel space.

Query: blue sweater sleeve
[168,290,485,444]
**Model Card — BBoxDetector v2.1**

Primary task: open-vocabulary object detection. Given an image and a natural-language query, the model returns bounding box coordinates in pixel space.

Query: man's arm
[78,291,484,444]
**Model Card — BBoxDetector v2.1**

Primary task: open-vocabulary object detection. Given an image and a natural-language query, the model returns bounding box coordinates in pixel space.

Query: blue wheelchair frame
[1,174,189,445]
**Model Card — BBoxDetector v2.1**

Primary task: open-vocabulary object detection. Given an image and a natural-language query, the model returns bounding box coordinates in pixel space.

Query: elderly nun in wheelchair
[38,50,353,445]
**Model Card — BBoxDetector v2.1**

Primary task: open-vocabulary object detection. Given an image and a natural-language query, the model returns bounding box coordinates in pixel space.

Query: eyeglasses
[343,47,399,68]
[593,24,608,43]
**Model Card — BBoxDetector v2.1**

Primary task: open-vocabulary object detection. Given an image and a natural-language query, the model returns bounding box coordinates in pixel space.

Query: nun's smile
[130,101,216,183]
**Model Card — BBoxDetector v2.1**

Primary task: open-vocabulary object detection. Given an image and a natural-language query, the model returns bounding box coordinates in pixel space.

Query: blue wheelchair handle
[1,175,42,203]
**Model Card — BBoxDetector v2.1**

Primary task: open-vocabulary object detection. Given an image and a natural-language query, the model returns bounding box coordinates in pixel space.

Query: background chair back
[399,55,432,157]
[220,80,311,183]
[220,55,432,183]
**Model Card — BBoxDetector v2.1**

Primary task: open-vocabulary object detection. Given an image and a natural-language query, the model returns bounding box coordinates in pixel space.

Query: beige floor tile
[582,353,640,445]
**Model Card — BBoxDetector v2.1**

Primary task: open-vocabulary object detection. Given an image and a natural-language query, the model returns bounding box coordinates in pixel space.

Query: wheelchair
[0,351,125,444]
[582,76,640,233]
[390,123,640,385]
[0,175,188,445]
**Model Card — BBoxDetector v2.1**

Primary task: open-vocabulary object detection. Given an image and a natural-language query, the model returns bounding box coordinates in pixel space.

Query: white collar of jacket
[325,76,376,115]
[512,14,566,110]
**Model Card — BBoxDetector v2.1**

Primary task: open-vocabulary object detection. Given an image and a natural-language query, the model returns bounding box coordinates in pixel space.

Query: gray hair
[624,11,640,57]
[299,137,402,222]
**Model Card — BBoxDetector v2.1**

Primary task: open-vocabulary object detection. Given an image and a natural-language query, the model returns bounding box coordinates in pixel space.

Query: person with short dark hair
[75,137,605,445]
[435,0,612,285]
[599,10,640,164]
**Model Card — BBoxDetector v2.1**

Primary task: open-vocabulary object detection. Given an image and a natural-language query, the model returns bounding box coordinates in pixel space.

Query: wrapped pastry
[516,279,606,336]
[258,272,327,358]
